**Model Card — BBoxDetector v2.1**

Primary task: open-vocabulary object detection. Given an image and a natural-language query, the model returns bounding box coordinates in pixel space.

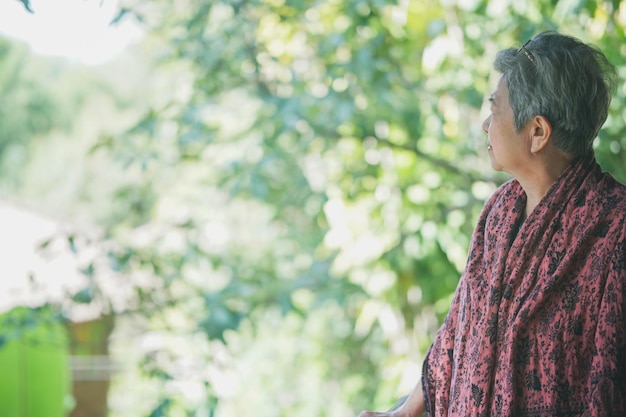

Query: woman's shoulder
[596,173,626,210]
[589,173,626,236]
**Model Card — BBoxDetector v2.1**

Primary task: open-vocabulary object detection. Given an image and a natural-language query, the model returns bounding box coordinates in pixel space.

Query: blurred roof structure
[0,199,129,322]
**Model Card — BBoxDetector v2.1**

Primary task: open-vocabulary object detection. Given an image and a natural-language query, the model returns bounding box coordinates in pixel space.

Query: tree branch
[376,138,482,183]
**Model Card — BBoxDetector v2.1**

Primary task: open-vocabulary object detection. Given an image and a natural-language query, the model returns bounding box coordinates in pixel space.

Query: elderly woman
[359,31,626,417]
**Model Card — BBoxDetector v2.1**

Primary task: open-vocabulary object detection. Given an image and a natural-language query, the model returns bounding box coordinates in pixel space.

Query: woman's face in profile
[482,77,533,175]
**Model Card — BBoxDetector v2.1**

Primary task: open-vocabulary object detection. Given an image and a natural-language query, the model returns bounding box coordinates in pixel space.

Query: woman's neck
[516,149,575,217]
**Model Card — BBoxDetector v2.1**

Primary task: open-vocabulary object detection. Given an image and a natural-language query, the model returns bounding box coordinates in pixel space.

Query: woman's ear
[530,115,552,154]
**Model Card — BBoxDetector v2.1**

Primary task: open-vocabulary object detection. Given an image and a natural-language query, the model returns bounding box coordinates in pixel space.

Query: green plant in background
[0,306,71,417]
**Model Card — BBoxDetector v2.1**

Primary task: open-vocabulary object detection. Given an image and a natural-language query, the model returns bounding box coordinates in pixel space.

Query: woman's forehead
[491,77,509,103]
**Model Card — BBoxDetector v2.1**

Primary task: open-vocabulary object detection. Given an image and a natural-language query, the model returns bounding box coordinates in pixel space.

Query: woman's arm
[357,378,426,417]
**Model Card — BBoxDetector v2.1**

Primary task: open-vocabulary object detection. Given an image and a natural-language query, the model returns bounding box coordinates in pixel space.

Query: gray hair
[494,31,617,157]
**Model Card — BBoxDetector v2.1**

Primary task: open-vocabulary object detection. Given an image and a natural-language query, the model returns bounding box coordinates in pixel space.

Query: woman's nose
[482,115,491,133]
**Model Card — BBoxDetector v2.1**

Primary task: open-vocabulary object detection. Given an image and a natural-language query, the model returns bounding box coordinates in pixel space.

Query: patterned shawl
[422,155,626,416]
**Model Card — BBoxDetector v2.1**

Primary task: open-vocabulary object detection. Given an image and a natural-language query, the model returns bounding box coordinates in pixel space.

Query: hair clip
[517,39,535,64]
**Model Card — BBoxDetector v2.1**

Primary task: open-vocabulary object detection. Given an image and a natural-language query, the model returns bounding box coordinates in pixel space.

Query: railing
[70,355,119,381]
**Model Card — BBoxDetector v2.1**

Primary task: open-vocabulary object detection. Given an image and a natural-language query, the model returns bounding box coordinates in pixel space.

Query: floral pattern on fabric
[422,155,626,416]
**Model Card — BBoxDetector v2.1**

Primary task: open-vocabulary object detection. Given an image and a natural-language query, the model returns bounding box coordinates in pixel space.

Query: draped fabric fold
[422,155,626,416]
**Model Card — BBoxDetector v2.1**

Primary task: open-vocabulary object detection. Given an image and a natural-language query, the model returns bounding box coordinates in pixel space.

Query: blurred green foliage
[2,0,626,416]
[0,39,59,188]
[98,0,626,414]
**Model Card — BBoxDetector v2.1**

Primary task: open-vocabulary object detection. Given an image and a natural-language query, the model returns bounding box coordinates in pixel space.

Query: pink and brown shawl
[422,155,626,416]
